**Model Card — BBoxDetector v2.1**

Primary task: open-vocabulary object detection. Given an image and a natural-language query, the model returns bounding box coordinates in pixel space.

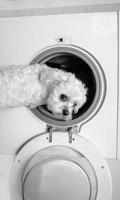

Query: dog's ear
[74,93,87,114]
[74,82,87,114]
[74,103,81,114]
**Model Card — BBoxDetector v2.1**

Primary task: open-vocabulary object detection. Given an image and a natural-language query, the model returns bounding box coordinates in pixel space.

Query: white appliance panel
[0,12,117,157]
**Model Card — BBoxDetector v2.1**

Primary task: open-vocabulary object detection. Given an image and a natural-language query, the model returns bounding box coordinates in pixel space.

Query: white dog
[0,64,87,121]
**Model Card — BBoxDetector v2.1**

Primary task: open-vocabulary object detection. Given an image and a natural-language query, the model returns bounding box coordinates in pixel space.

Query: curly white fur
[0,64,87,121]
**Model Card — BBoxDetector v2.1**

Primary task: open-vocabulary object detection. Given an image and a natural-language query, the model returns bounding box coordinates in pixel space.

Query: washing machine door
[10,131,112,200]
[22,146,97,200]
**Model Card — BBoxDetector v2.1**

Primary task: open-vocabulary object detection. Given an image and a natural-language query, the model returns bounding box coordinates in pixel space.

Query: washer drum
[29,44,106,127]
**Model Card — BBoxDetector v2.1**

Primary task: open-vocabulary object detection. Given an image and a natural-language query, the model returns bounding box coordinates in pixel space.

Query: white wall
[0,0,120,10]
[0,0,120,18]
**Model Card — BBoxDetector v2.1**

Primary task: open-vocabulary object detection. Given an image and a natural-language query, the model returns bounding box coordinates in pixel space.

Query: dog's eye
[60,94,67,102]
[73,102,77,107]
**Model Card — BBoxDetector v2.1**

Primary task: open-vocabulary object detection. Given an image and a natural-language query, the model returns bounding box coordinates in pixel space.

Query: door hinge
[47,125,78,143]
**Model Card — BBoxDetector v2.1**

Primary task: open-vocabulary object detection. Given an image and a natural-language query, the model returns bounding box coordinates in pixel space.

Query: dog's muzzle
[62,109,69,116]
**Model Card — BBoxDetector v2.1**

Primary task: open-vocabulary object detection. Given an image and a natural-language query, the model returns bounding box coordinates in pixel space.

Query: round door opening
[30,45,106,127]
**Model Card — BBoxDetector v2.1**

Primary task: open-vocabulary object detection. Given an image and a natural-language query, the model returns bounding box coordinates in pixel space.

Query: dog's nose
[63,109,69,116]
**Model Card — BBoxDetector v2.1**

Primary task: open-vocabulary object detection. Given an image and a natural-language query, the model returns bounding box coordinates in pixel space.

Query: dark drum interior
[38,53,96,120]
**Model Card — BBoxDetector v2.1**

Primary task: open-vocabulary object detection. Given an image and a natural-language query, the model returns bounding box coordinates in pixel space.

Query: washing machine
[0,12,119,200]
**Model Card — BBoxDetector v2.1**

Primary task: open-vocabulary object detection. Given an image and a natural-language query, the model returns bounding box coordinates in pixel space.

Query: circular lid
[22,146,97,200]
[23,159,91,200]
[10,131,112,200]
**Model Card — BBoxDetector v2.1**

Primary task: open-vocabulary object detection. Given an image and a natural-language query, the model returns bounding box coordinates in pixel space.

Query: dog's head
[46,73,87,121]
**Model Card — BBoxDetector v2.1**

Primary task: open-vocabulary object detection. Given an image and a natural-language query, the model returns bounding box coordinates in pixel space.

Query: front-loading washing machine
[0,12,118,200]
[10,44,111,200]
